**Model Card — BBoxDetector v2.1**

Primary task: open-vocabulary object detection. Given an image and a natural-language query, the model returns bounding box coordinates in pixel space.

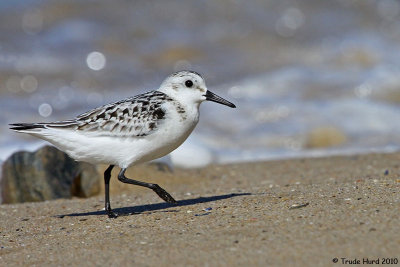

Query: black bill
[204,90,236,108]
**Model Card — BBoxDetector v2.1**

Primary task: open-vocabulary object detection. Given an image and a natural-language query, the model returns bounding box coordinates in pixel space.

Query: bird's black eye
[185,80,193,88]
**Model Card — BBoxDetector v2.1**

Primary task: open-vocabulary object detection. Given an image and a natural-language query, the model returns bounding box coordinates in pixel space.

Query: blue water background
[1,0,400,167]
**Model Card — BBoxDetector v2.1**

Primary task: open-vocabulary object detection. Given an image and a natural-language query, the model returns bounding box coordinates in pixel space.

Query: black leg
[104,165,118,218]
[118,168,177,203]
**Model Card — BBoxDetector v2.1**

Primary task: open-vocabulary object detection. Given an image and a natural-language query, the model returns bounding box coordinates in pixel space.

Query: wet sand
[0,153,399,266]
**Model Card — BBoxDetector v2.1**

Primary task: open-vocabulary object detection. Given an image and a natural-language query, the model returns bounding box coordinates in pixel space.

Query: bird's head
[158,70,236,108]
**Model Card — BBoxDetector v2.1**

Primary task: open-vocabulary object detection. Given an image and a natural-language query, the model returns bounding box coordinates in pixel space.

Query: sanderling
[10,70,236,218]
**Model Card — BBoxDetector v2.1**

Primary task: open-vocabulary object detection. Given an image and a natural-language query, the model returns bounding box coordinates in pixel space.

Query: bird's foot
[151,184,177,203]
[107,210,118,218]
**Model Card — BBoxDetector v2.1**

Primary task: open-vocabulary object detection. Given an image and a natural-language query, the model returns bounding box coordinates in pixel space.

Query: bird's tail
[9,123,46,131]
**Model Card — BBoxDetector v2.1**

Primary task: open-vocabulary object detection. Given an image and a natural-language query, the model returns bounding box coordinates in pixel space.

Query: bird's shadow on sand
[56,192,251,218]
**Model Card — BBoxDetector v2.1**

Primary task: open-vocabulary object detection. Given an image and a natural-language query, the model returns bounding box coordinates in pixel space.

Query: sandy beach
[0,152,399,266]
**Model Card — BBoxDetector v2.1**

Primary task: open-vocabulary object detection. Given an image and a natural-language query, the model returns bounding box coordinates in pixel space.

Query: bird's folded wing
[46,91,168,137]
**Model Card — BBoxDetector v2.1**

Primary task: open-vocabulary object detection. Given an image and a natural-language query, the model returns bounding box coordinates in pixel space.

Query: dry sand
[0,153,399,266]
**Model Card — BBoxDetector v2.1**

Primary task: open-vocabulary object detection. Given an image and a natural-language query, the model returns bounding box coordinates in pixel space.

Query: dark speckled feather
[40,91,183,137]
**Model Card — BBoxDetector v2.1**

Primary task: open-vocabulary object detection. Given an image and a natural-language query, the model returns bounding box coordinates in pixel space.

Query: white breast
[120,100,200,167]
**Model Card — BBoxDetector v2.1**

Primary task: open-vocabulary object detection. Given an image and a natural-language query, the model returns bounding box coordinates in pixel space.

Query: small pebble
[289,202,309,209]
[195,212,211,217]
[203,207,212,212]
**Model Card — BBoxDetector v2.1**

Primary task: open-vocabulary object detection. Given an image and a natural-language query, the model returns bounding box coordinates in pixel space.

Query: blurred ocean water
[1,0,400,167]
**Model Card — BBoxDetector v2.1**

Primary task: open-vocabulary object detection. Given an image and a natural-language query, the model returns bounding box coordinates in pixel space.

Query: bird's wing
[45,91,170,137]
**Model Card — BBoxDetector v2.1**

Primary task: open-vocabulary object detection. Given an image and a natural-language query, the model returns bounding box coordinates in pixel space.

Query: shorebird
[10,70,236,218]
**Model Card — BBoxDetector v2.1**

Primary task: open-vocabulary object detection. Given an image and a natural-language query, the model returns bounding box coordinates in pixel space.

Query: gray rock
[1,146,101,204]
